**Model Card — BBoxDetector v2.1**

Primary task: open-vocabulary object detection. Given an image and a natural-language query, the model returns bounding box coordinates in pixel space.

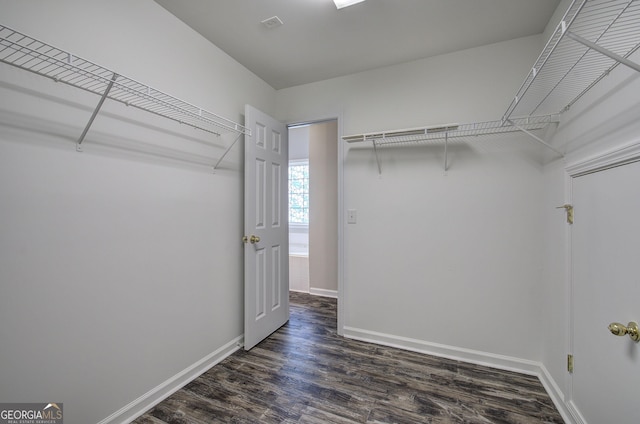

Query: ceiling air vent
[261,16,283,29]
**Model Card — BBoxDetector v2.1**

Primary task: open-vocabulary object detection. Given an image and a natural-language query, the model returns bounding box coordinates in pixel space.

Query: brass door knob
[243,235,261,244]
[608,321,640,342]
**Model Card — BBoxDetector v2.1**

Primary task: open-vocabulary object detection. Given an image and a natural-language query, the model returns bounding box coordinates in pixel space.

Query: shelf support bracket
[213,133,242,172]
[77,73,118,151]
[372,140,382,175]
[507,119,564,157]
[444,132,449,172]
[564,30,640,74]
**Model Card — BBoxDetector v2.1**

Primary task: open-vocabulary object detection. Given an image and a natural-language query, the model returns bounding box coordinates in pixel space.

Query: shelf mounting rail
[0,24,250,157]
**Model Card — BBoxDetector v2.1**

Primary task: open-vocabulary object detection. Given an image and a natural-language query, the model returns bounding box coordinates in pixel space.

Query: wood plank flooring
[133,292,564,423]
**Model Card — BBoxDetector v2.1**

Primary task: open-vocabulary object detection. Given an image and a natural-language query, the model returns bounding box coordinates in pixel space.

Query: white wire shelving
[344,0,640,173]
[343,115,560,173]
[503,0,640,119]
[343,115,559,146]
[0,24,249,159]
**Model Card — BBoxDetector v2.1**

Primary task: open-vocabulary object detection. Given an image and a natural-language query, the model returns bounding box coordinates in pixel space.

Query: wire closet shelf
[343,0,640,168]
[0,24,250,139]
[503,0,640,120]
[342,115,559,146]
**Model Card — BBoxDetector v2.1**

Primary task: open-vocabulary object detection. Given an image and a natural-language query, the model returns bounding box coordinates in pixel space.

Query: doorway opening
[287,119,338,299]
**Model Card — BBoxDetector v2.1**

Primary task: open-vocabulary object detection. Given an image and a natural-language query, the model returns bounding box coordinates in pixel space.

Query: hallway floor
[134,292,564,423]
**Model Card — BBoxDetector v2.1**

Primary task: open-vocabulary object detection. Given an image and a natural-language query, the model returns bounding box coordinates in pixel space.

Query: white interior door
[570,159,640,424]
[243,105,289,351]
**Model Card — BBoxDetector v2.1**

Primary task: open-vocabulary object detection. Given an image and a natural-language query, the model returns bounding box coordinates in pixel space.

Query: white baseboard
[343,326,539,374]
[97,335,243,424]
[538,364,577,424]
[566,400,586,424]
[343,326,574,424]
[308,287,338,298]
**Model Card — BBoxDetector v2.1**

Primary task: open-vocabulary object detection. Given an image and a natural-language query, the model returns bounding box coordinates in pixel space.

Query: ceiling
[154,0,561,90]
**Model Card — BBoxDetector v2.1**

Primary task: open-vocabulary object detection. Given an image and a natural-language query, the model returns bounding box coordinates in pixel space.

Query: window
[289,161,309,224]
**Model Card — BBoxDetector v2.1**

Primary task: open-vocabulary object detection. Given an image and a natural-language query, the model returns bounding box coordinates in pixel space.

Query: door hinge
[567,354,574,373]
[556,204,574,224]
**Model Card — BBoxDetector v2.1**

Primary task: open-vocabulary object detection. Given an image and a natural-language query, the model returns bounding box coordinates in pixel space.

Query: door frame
[286,112,345,336]
[564,140,640,423]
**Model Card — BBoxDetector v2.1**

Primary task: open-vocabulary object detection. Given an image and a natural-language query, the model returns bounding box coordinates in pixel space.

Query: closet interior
[343,0,640,172]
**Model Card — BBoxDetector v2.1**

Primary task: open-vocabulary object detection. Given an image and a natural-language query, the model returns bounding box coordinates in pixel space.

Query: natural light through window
[289,161,309,224]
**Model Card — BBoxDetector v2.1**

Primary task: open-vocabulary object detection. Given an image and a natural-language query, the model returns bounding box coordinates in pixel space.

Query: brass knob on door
[242,235,260,244]
[608,321,640,342]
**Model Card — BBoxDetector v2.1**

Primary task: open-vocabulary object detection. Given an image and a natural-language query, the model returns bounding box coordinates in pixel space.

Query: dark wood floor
[134,292,564,423]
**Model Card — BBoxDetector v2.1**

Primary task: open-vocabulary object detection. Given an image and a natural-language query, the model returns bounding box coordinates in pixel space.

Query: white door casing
[568,147,640,424]
[244,105,289,351]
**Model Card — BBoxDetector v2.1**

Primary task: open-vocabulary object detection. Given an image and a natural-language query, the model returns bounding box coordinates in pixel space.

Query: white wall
[539,158,570,397]
[309,120,338,293]
[0,1,275,424]
[289,255,310,292]
[276,35,544,135]
[276,34,550,363]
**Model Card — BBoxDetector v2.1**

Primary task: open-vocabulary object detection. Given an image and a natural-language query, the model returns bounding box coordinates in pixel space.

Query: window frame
[288,159,310,227]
